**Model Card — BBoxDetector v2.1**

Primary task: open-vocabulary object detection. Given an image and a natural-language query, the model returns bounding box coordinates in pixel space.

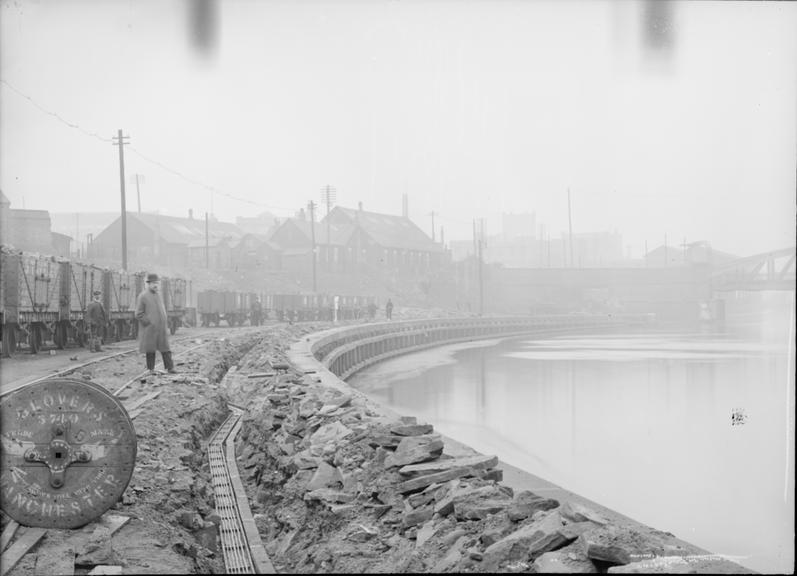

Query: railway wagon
[63,260,106,348]
[161,277,188,334]
[103,268,143,341]
[1,247,189,355]
[197,290,250,326]
[0,251,69,354]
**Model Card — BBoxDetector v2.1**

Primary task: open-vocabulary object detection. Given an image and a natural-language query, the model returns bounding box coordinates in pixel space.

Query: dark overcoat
[85,301,106,327]
[135,289,171,353]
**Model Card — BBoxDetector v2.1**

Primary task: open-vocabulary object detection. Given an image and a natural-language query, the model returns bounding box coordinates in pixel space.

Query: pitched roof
[325,207,443,252]
[267,217,353,247]
[130,213,244,245]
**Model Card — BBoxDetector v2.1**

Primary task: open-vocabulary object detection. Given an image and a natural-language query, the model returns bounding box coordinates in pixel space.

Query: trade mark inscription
[0,378,137,528]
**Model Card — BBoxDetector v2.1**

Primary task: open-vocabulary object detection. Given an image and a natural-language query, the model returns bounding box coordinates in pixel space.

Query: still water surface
[350,320,794,573]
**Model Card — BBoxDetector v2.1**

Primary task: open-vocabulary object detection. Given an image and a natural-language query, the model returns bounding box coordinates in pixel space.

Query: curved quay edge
[287,314,757,575]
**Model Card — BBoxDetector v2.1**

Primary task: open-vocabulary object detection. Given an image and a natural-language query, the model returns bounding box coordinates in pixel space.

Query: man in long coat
[135,273,176,374]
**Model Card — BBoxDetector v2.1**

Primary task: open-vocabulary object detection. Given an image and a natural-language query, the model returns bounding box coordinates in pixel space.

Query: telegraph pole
[478,219,484,316]
[112,129,130,270]
[130,173,144,213]
[308,201,317,292]
[567,187,574,268]
[205,212,209,268]
[320,185,336,269]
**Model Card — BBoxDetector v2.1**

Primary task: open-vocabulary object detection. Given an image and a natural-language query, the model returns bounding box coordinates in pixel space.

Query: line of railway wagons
[1,248,380,356]
[0,249,187,357]
[196,290,377,325]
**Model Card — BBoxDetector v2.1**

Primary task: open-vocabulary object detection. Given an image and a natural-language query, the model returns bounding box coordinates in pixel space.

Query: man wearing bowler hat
[135,273,176,374]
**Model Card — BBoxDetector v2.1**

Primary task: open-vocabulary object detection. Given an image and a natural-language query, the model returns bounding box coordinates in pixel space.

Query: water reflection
[350,320,794,574]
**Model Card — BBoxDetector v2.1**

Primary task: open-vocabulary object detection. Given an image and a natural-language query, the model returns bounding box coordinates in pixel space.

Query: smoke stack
[358,201,363,211]
[402,194,408,218]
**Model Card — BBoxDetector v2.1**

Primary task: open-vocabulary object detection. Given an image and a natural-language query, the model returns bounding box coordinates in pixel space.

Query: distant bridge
[710,247,796,292]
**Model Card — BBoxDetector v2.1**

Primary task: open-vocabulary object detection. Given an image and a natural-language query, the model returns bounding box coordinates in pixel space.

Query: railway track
[0,324,275,574]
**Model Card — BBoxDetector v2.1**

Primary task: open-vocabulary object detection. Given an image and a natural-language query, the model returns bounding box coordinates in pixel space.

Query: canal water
[349,297,795,574]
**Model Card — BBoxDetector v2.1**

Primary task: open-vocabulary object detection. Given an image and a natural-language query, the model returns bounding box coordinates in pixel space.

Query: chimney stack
[189,209,194,220]
[402,194,408,218]
[358,201,363,211]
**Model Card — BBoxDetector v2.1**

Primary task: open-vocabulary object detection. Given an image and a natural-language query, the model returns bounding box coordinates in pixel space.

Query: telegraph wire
[0,78,295,214]
[1,78,112,144]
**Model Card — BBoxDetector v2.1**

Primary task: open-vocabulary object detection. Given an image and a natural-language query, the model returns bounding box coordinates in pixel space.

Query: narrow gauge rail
[0,326,270,573]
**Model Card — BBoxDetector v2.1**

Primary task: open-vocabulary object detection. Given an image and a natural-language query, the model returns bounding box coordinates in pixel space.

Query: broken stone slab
[454,498,512,521]
[402,506,434,529]
[431,534,469,573]
[561,500,609,525]
[177,511,204,531]
[396,466,478,494]
[305,461,343,491]
[506,490,560,522]
[533,549,598,573]
[367,434,403,449]
[415,520,436,548]
[407,483,442,508]
[579,532,632,565]
[384,434,445,468]
[480,527,505,548]
[389,422,434,436]
[434,483,506,517]
[75,540,122,568]
[348,524,379,542]
[303,488,355,504]
[560,521,600,541]
[482,511,575,571]
[398,454,498,477]
[194,522,219,554]
[308,421,352,448]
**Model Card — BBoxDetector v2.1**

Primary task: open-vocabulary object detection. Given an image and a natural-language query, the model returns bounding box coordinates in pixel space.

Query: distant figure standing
[135,273,176,374]
[367,301,377,319]
[250,297,263,326]
[385,298,394,320]
[85,290,106,352]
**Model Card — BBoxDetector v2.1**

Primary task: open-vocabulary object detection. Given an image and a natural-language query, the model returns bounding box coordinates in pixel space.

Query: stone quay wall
[310,313,653,380]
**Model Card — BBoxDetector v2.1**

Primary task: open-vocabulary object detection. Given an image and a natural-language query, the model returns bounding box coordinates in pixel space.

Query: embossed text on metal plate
[0,378,137,528]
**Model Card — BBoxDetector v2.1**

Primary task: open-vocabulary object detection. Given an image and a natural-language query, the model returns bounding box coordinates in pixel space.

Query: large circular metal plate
[0,378,137,528]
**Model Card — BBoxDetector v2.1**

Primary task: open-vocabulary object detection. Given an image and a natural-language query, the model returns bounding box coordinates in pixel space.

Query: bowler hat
[92,290,102,296]
[146,273,159,283]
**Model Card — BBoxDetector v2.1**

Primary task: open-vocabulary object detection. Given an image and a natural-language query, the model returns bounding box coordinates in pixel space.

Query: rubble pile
[231,358,733,574]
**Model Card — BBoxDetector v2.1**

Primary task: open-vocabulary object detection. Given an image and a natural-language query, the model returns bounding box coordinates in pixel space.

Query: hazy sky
[1,0,795,257]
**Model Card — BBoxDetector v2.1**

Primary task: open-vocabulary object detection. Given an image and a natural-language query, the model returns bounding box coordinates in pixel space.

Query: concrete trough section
[309,313,653,381]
